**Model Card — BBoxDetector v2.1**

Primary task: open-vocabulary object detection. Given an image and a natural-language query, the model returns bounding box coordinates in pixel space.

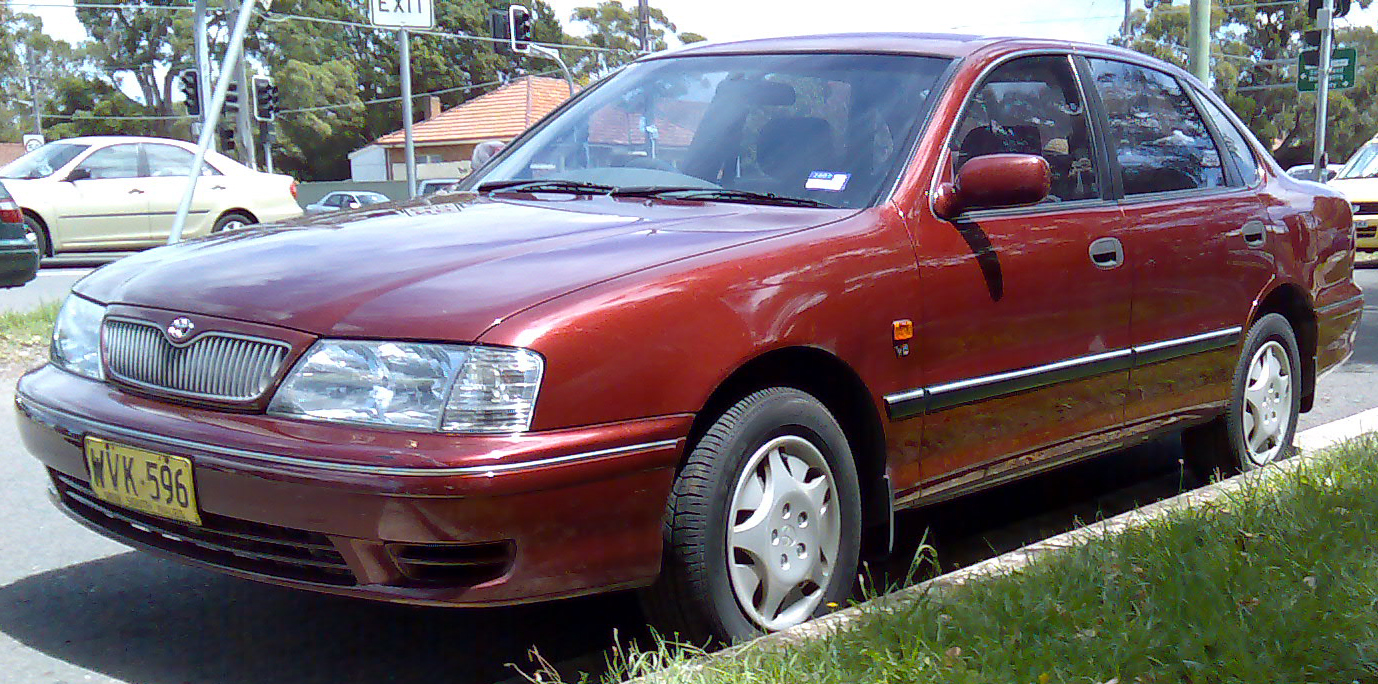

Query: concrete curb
[641,406,1378,678]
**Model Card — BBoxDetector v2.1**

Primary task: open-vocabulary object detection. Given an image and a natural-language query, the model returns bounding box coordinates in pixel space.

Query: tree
[0,12,87,141]
[567,1,704,76]
[1115,0,1376,167]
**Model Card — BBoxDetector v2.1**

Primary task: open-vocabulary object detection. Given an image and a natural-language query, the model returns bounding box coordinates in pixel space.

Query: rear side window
[1195,95,1260,186]
[1086,59,1225,195]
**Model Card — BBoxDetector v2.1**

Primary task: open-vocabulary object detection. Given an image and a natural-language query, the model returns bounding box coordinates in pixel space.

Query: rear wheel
[22,215,49,257]
[1184,313,1300,478]
[640,387,862,645]
[212,212,253,233]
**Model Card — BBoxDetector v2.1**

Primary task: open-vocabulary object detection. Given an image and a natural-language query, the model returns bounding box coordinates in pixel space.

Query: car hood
[76,194,851,341]
[1331,176,1378,202]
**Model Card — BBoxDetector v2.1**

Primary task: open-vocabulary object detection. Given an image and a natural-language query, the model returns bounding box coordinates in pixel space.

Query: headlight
[51,295,105,380]
[267,341,543,434]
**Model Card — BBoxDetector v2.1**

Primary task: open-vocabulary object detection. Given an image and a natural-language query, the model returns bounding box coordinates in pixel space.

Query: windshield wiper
[477,179,617,195]
[612,187,836,208]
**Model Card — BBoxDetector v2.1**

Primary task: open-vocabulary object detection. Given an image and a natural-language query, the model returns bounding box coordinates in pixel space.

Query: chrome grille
[103,318,290,402]
[1354,202,1378,217]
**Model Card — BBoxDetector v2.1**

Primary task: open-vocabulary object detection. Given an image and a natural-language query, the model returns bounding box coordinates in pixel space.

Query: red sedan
[17,33,1360,644]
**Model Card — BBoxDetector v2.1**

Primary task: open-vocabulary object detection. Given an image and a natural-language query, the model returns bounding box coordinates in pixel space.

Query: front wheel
[1184,313,1301,478]
[22,215,49,257]
[640,387,862,645]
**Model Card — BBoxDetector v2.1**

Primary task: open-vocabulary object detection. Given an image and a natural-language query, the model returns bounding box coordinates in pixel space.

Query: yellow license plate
[84,437,202,525]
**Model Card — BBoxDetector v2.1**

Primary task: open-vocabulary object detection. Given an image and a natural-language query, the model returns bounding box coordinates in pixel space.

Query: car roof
[48,135,196,146]
[650,32,1122,61]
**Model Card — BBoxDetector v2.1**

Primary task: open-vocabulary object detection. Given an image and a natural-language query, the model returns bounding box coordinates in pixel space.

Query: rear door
[57,144,150,249]
[899,54,1133,499]
[142,143,225,242]
[1082,58,1274,424]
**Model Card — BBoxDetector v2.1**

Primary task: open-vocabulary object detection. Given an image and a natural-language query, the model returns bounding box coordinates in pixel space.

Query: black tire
[639,387,862,645]
[1183,313,1301,480]
[22,214,50,257]
[211,212,253,234]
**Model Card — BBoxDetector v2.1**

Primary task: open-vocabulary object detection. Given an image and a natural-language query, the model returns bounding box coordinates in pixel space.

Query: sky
[10,0,1378,55]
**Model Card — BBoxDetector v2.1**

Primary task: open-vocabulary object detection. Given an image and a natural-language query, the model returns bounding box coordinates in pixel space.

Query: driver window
[950,55,1100,203]
[76,144,141,180]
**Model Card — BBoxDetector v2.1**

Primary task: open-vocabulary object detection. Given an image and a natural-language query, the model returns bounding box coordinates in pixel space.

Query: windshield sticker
[805,171,850,192]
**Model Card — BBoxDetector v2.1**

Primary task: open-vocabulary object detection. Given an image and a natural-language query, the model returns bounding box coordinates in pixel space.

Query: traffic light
[508,5,533,54]
[1307,0,1351,20]
[253,77,279,122]
[220,82,240,152]
[177,69,201,116]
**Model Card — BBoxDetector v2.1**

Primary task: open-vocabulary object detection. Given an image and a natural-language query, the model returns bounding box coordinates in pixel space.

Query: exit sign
[368,0,433,28]
[1298,47,1358,92]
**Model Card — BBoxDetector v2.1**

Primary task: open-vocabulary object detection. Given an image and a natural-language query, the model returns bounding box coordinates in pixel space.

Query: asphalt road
[0,267,1375,683]
[1,267,96,314]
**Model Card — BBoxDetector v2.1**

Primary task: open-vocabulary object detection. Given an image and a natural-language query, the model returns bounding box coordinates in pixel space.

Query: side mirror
[347,201,360,209]
[933,153,1051,220]
[65,168,92,182]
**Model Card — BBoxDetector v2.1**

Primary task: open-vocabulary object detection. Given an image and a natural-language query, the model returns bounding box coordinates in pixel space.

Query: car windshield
[467,53,951,209]
[1338,143,1378,180]
[0,143,91,180]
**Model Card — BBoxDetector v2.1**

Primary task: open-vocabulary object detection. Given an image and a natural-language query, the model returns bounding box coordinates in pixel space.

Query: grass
[599,437,1378,684]
[0,302,58,370]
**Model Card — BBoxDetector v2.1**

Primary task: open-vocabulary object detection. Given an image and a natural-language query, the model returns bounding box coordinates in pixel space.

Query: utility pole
[1187,0,1211,84]
[1121,0,1132,42]
[24,54,42,136]
[169,0,258,244]
[400,28,417,198]
[1313,0,1334,179]
[637,0,649,53]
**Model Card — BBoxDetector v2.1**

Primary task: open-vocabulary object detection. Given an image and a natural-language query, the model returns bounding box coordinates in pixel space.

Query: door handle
[210,185,227,190]
[1242,220,1266,246]
[128,188,145,195]
[1088,237,1124,269]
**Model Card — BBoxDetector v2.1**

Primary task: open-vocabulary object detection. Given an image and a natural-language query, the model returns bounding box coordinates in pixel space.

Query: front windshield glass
[0,143,91,180]
[1338,143,1378,180]
[468,53,951,208]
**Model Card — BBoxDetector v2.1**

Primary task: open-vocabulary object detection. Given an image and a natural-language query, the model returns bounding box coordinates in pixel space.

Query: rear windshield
[0,142,91,180]
[469,53,951,209]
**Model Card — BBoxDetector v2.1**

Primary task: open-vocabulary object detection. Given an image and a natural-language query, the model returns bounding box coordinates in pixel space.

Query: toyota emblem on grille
[166,317,195,341]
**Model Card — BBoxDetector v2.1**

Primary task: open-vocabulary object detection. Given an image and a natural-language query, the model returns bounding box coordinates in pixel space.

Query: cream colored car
[0,136,302,256]
[1331,137,1378,251]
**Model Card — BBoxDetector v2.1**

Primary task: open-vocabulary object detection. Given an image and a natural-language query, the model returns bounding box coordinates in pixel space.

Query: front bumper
[17,364,688,606]
[1355,215,1377,250]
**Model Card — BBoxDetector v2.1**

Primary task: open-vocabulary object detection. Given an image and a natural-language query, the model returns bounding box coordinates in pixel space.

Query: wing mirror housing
[65,168,92,182]
[933,153,1051,220]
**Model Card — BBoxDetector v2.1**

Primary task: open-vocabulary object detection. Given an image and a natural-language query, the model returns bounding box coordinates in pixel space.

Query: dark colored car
[0,181,40,287]
[17,34,1361,644]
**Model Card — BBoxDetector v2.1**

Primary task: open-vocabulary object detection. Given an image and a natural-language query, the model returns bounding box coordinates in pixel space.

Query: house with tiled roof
[357,76,572,181]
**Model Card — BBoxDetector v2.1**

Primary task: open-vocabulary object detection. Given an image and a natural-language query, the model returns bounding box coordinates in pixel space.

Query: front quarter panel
[480,208,924,434]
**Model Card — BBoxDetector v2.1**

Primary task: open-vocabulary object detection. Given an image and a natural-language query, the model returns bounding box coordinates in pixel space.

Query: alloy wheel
[726,434,840,631]
[1242,339,1292,466]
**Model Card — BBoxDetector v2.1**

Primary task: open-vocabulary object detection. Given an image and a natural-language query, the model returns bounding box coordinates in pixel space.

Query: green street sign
[1298,47,1358,92]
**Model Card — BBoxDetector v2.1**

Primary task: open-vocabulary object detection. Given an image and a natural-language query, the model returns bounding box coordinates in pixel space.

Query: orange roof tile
[374,76,571,147]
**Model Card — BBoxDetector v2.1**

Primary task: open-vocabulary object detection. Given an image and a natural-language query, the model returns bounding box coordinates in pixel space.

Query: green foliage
[609,437,1378,683]
[1116,0,1377,167]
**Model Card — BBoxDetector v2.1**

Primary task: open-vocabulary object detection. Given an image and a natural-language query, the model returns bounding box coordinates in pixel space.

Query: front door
[894,54,1133,503]
[57,144,150,249]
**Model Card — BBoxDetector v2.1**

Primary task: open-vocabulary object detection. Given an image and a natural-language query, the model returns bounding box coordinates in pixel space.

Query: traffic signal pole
[169,0,257,244]
[193,0,211,143]
[1313,0,1334,181]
